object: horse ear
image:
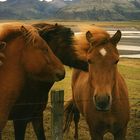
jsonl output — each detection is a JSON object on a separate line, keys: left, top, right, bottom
{"left": 20, "top": 26, "right": 29, "bottom": 35}
{"left": 86, "top": 31, "right": 94, "bottom": 43}
{"left": 110, "top": 30, "right": 121, "bottom": 45}
{"left": 0, "top": 41, "right": 6, "bottom": 50}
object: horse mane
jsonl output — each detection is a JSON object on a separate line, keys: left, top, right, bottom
{"left": 33, "top": 23, "right": 55, "bottom": 30}
{"left": 0, "top": 22, "right": 38, "bottom": 46}
{"left": 33, "top": 23, "right": 89, "bottom": 71}
{"left": 33, "top": 23, "right": 74, "bottom": 51}
{"left": 74, "top": 26, "right": 110, "bottom": 61}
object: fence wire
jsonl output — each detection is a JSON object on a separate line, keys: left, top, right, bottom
{"left": 1, "top": 97, "right": 140, "bottom": 140}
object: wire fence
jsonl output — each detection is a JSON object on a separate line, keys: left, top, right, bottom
{"left": 1, "top": 91, "right": 140, "bottom": 140}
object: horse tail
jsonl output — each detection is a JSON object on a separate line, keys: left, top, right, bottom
{"left": 63, "top": 98, "right": 80, "bottom": 133}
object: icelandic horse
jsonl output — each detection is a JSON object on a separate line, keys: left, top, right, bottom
{"left": 64, "top": 27, "right": 130, "bottom": 140}
{"left": 8, "top": 23, "right": 88, "bottom": 140}
{"left": 0, "top": 22, "right": 65, "bottom": 139}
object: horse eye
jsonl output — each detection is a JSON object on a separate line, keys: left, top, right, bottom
{"left": 0, "top": 42, "right": 6, "bottom": 50}
{"left": 114, "top": 59, "right": 119, "bottom": 64}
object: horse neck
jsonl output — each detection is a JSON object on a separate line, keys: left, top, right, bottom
{"left": 0, "top": 57, "right": 24, "bottom": 131}
{"left": 0, "top": 37, "right": 25, "bottom": 111}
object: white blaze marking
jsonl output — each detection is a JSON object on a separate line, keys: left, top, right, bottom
{"left": 99, "top": 48, "right": 107, "bottom": 56}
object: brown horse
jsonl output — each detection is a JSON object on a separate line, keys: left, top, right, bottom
{"left": 0, "top": 22, "right": 65, "bottom": 138}
{"left": 8, "top": 23, "right": 88, "bottom": 140}
{"left": 64, "top": 27, "right": 130, "bottom": 140}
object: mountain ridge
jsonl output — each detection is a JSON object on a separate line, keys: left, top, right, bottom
{"left": 0, "top": 0, "right": 140, "bottom": 20}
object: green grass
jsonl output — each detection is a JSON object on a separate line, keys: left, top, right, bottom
{"left": 0, "top": 20, "right": 140, "bottom": 29}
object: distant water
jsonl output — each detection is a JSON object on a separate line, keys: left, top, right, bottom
{"left": 75, "top": 30, "right": 140, "bottom": 58}
{"left": 120, "top": 54, "right": 140, "bottom": 58}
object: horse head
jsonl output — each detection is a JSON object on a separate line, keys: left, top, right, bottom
{"left": 0, "top": 23, "right": 65, "bottom": 82}
{"left": 86, "top": 29, "right": 121, "bottom": 111}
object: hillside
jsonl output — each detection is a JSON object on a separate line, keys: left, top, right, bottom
{"left": 57, "top": 0, "right": 140, "bottom": 20}
{"left": 0, "top": 0, "right": 140, "bottom": 20}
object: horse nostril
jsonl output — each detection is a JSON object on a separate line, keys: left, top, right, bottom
{"left": 55, "top": 70, "right": 65, "bottom": 81}
{"left": 94, "top": 95, "right": 110, "bottom": 111}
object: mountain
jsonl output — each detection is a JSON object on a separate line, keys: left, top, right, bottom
{"left": 56, "top": 0, "right": 140, "bottom": 20}
{"left": 0, "top": 0, "right": 140, "bottom": 20}
{"left": 0, "top": 0, "right": 65, "bottom": 19}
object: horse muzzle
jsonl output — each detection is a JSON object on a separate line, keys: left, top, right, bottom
{"left": 94, "top": 95, "right": 111, "bottom": 111}
{"left": 54, "top": 70, "right": 65, "bottom": 82}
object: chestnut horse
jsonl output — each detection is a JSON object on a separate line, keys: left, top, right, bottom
{"left": 64, "top": 27, "right": 130, "bottom": 140}
{"left": 8, "top": 23, "right": 88, "bottom": 140}
{"left": 0, "top": 23, "right": 65, "bottom": 139}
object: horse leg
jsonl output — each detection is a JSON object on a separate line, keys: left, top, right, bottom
{"left": 32, "top": 114, "right": 46, "bottom": 140}
{"left": 114, "top": 127, "right": 127, "bottom": 140}
{"left": 13, "top": 120, "right": 28, "bottom": 140}
{"left": 73, "top": 108, "right": 80, "bottom": 140}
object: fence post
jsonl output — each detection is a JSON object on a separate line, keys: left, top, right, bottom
{"left": 51, "top": 90, "right": 64, "bottom": 140}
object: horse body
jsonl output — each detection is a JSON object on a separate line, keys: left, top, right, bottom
{"left": 9, "top": 80, "right": 53, "bottom": 140}
{"left": 0, "top": 23, "right": 65, "bottom": 138}
{"left": 72, "top": 70, "right": 129, "bottom": 139}
{"left": 7, "top": 23, "right": 88, "bottom": 140}
{"left": 64, "top": 27, "right": 129, "bottom": 140}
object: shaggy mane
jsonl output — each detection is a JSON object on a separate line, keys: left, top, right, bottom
{"left": 0, "top": 22, "right": 39, "bottom": 45}
{"left": 74, "top": 26, "right": 110, "bottom": 61}
{"left": 33, "top": 22, "right": 74, "bottom": 52}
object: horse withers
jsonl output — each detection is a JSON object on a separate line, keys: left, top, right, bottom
{"left": 64, "top": 27, "right": 130, "bottom": 140}
{"left": 0, "top": 23, "right": 65, "bottom": 138}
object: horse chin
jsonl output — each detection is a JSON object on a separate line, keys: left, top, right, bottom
{"left": 54, "top": 77, "right": 63, "bottom": 82}
{"left": 95, "top": 106, "right": 110, "bottom": 112}
{"left": 28, "top": 74, "right": 64, "bottom": 83}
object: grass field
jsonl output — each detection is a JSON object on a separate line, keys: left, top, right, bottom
{"left": 2, "top": 58, "right": 140, "bottom": 140}
{"left": 0, "top": 20, "right": 140, "bottom": 29}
